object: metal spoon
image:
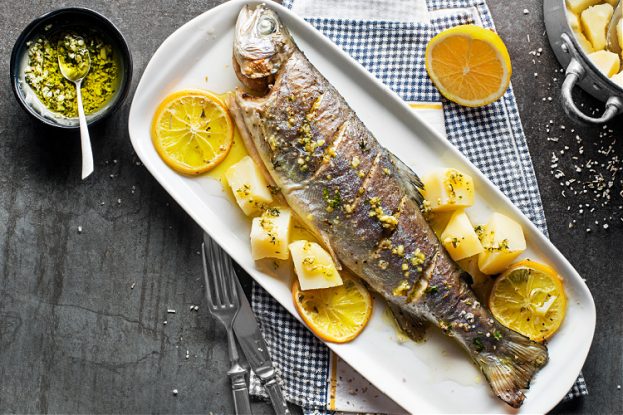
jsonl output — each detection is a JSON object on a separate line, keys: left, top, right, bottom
{"left": 606, "top": 0, "right": 622, "bottom": 56}
{"left": 58, "top": 33, "right": 94, "bottom": 179}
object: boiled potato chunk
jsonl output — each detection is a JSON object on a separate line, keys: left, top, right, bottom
{"left": 423, "top": 168, "right": 475, "bottom": 212}
{"left": 567, "top": 10, "right": 581, "bottom": 32}
{"left": 588, "top": 50, "right": 621, "bottom": 77}
{"left": 610, "top": 71, "right": 623, "bottom": 87}
{"left": 566, "top": 0, "right": 601, "bottom": 14}
{"left": 440, "top": 210, "right": 484, "bottom": 261}
{"left": 289, "top": 240, "right": 343, "bottom": 290}
{"left": 567, "top": 10, "right": 593, "bottom": 54}
{"left": 428, "top": 211, "right": 453, "bottom": 238}
{"left": 226, "top": 156, "right": 273, "bottom": 216}
{"left": 575, "top": 31, "right": 596, "bottom": 53}
{"left": 250, "top": 207, "right": 292, "bottom": 260}
{"left": 618, "top": 19, "right": 623, "bottom": 54}
{"left": 581, "top": 3, "right": 613, "bottom": 51}
{"left": 604, "top": 0, "right": 618, "bottom": 6}
{"left": 476, "top": 212, "right": 526, "bottom": 275}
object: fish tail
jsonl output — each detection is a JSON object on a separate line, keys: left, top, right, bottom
{"left": 477, "top": 329, "right": 548, "bottom": 408}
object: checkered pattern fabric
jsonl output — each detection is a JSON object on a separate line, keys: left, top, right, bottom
{"left": 248, "top": 283, "right": 330, "bottom": 409}
{"left": 249, "top": 0, "right": 587, "bottom": 411}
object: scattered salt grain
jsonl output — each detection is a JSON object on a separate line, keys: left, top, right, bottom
{"left": 77, "top": 226, "right": 82, "bottom": 234}
{"left": 523, "top": 9, "right": 529, "bottom": 14}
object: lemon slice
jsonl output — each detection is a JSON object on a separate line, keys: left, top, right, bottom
{"left": 425, "top": 24, "right": 512, "bottom": 107}
{"left": 151, "top": 90, "right": 233, "bottom": 175}
{"left": 292, "top": 274, "right": 373, "bottom": 343}
{"left": 489, "top": 259, "right": 567, "bottom": 342}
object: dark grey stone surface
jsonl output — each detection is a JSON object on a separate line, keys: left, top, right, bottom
{"left": 0, "top": 1, "right": 620, "bottom": 414}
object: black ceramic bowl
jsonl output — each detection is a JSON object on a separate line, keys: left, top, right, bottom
{"left": 10, "top": 7, "right": 132, "bottom": 129}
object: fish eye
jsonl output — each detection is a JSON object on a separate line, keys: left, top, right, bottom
{"left": 258, "top": 17, "right": 276, "bottom": 35}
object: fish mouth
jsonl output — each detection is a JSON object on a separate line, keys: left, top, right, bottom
{"left": 234, "top": 4, "right": 277, "bottom": 77}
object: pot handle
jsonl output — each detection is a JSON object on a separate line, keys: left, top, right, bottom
{"left": 559, "top": 32, "right": 623, "bottom": 124}
{"left": 561, "top": 58, "right": 623, "bottom": 124}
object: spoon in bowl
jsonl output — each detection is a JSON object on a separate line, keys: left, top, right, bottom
{"left": 606, "top": 0, "right": 622, "bottom": 56}
{"left": 58, "top": 33, "right": 94, "bottom": 179}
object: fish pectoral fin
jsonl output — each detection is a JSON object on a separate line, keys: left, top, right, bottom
{"left": 228, "top": 93, "right": 282, "bottom": 195}
{"left": 387, "top": 302, "right": 428, "bottom": 342}
{"left": 319, "top": 232, "right": 342, "bottom": 270}
{"left": 291, "top": 210, "right": 342, "bottom": 270}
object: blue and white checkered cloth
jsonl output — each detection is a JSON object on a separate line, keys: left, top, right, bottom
{"left": 248, "top": 0, "right": 588, "bottom": 411}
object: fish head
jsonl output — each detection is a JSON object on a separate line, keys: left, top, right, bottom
{"left": 233, "top": 4, "right": 294, "bottom": 94}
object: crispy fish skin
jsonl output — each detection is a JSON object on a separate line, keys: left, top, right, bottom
{"left": 229, "top": 4, "right": 548, "bottom": 408}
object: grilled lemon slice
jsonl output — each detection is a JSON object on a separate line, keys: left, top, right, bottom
{"left": 292, "top": 274, "right": 372, "bottom": 343}
{"left": 489, "top": 259, "right": 567, "bottom": 342}
{"left": 151, "top": 90, "right": 233, "bottom": 175}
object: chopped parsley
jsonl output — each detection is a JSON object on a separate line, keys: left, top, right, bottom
{"left": 265, "top": 207, "right": 281, "bottom": 217}
{"left": 322, "top": 187, "right": 342, "bottom": 211}
{"left": 473, "top": 337, "right": 485, "bottom": 352}
{"left": 424, "top": 285, "right": 438, "bottom": 295}
{"left": 450, "top": 237, "right": 461, "bottom": 248}
{"left": 267, "top": 184, "right": 281, "bottom": 195}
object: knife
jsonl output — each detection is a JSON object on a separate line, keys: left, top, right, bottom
{"left": 230, "top": 263, "right": 291, "bottom": 415}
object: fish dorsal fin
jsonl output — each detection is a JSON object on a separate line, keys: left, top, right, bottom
{"left": 318, "top": 231, "right": 341, "bottom": 270}
{"left": 387, "top": 152, "right": 425, "bottom": 206}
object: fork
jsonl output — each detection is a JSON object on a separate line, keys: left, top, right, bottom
{"left": 202, "top": 238, "right": 252, "bottom": 415}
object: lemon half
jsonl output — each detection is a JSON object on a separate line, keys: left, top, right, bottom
{"left": 425, "top": 25, "right": 512, "bottom": 107}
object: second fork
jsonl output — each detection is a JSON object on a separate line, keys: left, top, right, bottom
{"left": 202, "top": 238, "right": 252, "bottom": 415}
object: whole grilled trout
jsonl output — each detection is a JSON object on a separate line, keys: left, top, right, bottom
{"left": 228, "top": 4, "right": 548, "bottom": 408}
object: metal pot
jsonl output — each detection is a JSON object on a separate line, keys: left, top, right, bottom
{"left": 544, "top": 0, "right": 623, "bottom": 123}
